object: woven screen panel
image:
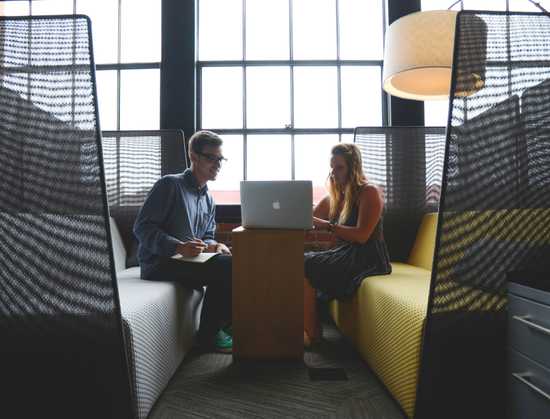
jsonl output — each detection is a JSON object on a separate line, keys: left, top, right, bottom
{"left": 433, "top": 11, "right": 550, "bottom": 315}
{"left": 103, "top": 133, "right": 162, "bottom": 208}
{"left": 417, "top": 12, "right": 550, "bottom": 418}
{"left": 354, "top": 127, "right": 446, "bottom": 262}
{"left": 0, "top": 16, "right": 134, "bottom": 418}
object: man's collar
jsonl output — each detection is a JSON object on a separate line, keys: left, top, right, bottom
{"left": 183, "top": 168, "right": 208, "bottom": 194}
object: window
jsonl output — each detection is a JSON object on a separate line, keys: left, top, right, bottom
{"left": 3, "top": 0, "right": 162, "bottom": 131}
{"left": 420, "top": 0, "right": 550, "bottom": 12}
{"left": 198, "top": 0, "right": 387, "bottom": 204}
{"left": 421, "top": 0, "right": 550, "bottom": 126}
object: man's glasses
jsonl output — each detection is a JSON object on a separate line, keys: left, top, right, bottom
{"left": 197, "top": 151, "right": 228, "bottom": 164}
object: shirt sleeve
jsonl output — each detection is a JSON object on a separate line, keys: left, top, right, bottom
{"left": 133, "top": 177, "right": 182, "bottom": 256}
{"left": 202, "top": 197, "right": 217, "bottom": 245}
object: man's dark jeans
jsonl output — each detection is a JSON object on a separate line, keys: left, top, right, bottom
{"left": 146, "top": 254, "right": 232, "bottom": 345}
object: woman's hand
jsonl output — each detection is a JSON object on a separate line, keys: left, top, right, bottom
{"left": 313, "top": 217, "right": 331, "bottom": 230}
{"left": 215, "top": 243, "right": 232, "bottom": 255}
{"left": 176, "top": 239, "right": 207, "bottom": 257}
{"left": 206, "top": 242, "right": 232, "bottom": 255}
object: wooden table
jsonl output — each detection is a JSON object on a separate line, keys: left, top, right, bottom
{"left": 232, "top": 227, "right": 304, "bottom": 360}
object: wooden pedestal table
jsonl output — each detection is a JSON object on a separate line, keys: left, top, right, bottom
{"left": 232, "top": 227, "right": 304, "bottom": 361}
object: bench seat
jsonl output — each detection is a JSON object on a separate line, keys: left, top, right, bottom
{"left": 110, "top": 219, "right": 203, "bottom": 419}
{"left": 330, "top": 213, "right": 437, "bottom": 418}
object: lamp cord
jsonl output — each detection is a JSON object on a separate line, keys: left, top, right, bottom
{"left": 446, "top": 0, "right": 548, "bottom": 13}
{"left": 447, "top": 0, "right": 463, "bottom": 10}
{"left": 529, "top": 0, "right": 550, "bottom": 14}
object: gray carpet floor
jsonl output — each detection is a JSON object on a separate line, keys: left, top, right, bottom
{"left": 149, "top": 324, "right": 406, "bottom": 419}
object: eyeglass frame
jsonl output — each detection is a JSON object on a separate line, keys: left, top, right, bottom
{"left": 195, "top": 151, "right": 228, "bottom": 164}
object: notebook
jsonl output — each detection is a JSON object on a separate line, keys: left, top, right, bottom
{"left": 171, "top": 252, "right": 219, "bottom": 263}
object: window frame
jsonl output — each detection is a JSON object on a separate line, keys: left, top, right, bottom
{"left": 196, "top": 0, "right": 389, "bottom": 201}
{"left": 12, "top": 0, "right": 163, "bottom": 131}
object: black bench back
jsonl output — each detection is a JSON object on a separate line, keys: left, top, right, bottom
{"left": 102, "top": 129, "right": 187, "bottom": 266}
{"left": 354, "top": 126, "right": 446, "bottom": 262}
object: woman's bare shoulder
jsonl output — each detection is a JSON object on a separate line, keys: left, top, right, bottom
{"left": 314, "top": 194, "right": 331, "bottom": 215}
{"left": 318, "top": 194, "right": 331, "bottom": 205}
{"left": 360, "top": 183, "right": 381, "bottom": 195}
{"left": 359, "top": 184, "right": 383, "bottom": 204}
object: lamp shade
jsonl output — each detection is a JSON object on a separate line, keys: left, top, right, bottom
{"left": 383, "top": 10, "right": 485, "bottom": 101}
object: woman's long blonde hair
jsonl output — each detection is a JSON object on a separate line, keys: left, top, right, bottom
{"left": 327, "top": 143, "right": 367, "bottom": 224}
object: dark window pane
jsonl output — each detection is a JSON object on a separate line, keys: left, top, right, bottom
{"left": 339, "top": 0, "right": 383, "bottom": 60}
{"left": 121, "top": 0, "right": 161, "bottom": 63}
{"left": 246, "top": 66, "right": 290, "bottom": 129}
{"left": 201, "top": 67, "right": 243, "bottom": 129}
{"left": 292, "top": 0, "right": 336, "bottom": 60}
{"left": 199, "top": 0, "right": 242, "bottom": 61}
{"left": 294, "top": 67, "right": 338, "bottom": 128}
{"left": 425, "top": 100, "right": 448, "bottom": 127}
{"left": 96, "top": 70, "right": 118, "bottom": 130}
{"left": 421, "top": 0, "right": 449, "bottom": 10}
{"left": 341, "top": 133, "right": 354, "bottom": 143}
{"left": 120, "top": 69, "right": 160, "bottom": 130}
{"left": 209, "top": 134, "right": 243, "bottom": 204}
{"left": 32, "top": 0, "right": 73, "bottom": 15}
{"left": 295, "top": 134, "right": 339, "bottom": 202}
{"left": 247, "top": 135, "right": 291, "bottom": 180}
{"left": 77, "top": 0, "right": 118, "bottom": 64}
{"left": 341, "top": 66, "right": 382, "bottom": 128}
{"left": 461, "top": 0, "right": 506, "bottom": 10}
{"left": 1, "top": 2, "right": 30, "bottom": 15}
{"left": 508, "top": 0, "right": 550, "bottom": 10}
{"left": 246, "top": 0, "right": 289, "bottom": 60}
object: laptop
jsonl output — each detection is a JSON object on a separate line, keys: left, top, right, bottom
{"left": 240, "top": 180, "right": 313, "bottom": 230}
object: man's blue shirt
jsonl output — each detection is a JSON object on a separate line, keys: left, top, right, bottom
{"left": 133, "top": 169, "right": 217, "bottom": 279}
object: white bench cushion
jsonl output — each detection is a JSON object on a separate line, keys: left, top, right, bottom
{"left": 109, "top": 216, "right": 127, "bottom": 273}
{"left": 109, "top": 217, "right": 204, "bottom": 419}
{"left": 117, "top": 273, "right": 203, "bottom": 419}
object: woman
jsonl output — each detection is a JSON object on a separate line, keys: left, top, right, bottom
{"left": 304, "top": 143, "right": 391, "bottom": 346}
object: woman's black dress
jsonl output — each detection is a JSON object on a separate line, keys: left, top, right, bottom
{"left": 305, "top": 205, "right": 392, "bottom": 301}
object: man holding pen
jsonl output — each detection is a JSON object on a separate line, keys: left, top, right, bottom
{"left": 134, "top": 130, "right": 233, "bottom": 353}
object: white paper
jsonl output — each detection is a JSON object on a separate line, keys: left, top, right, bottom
{"left": 171, "top": 252, "right": 219, "bottom": 263}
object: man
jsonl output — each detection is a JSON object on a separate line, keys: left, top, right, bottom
{"left": 134, "top": 130, "right": 233, "bottom": 353}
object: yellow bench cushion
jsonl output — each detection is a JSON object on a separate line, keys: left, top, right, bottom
{"left": 408, "top": 212, "right": 438, "bottom": 270}
{"left": 329, "top": 212, "right": 438, "bottom": 417}
{"left": 330, "top": 262, "right": 431, "bottom": 418}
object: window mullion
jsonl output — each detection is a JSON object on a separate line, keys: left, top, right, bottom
{"left": 243, "top": 0, "right": 247, "bottom": 181}
{"left": 336, "top": 0, "right": 342, "bottom": 141}
{"left": 382, "top": 0, "right": 389, "bottom": 126}
{"left": 289, "top": 0, "right": 295, "bottom": 179}
{"left": 117, "top": 0, "right": 122, "bottom": 131}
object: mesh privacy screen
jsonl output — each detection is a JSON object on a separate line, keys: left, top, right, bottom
{"left": 0, "top": 16, "right": 134, "bottom": 418}
{"left": 417, "top": 11, "right": 550, "bottom": 418}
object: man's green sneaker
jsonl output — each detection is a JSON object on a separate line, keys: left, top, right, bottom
{"left": 222, "top": 324, "right": 233, "bottom": 337}
{"left": 214, "top": 328, "right": 233, "bottom": 353}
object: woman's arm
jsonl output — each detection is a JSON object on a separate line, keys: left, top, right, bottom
{"left": 332, "top": 185, "right": 383, "bottom": 244}
{"left": 313, "top": 195, "right": 331, "bottom": 229}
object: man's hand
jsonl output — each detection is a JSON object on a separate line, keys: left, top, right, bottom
{"left": 176, "top": 239, "right": 207, "bottom": 257}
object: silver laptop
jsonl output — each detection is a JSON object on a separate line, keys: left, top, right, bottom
{"left": 240, "top": 180, "right": 313, "bottom": 230}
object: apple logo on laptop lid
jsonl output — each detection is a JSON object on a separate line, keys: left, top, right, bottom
{"left": 272, "top": 201, "right": 281, "bottom": 210}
